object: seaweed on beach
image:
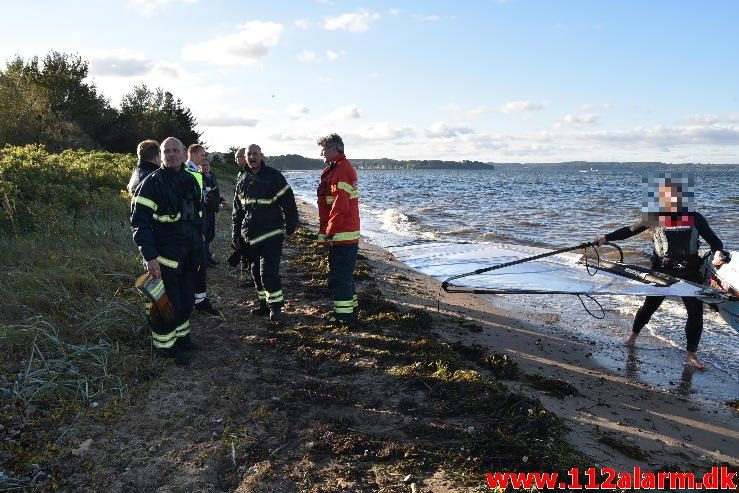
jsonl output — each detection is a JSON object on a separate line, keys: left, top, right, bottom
{"left": 597, "top": 433, "right": 650, "bottom": 461}
{"left": 524, "top": 373, "right": 579, "bottom": 398}
{"left": 484, "top": 352, "right": 520, "bottom": 380}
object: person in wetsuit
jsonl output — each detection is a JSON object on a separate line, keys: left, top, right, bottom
{"left": 595, "top": 180, "right": 730, "bottom": 369}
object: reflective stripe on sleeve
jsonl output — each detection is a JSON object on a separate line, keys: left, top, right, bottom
{"left": 134, "top": 196, "right": 158, "bottom": 211}
{"left": 336, "top": 181, "right": 359, "bottom": 199}
{"left": 331, "top": 230, "right": 360, "bottom": 242}
{"left": 156, "top": 256, "right": 179, "bottom": 269}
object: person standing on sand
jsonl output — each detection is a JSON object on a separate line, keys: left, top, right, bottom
{"left": 316, "top": 133, "right": 361, "bottom": 328}
{"left": 595, "top": 174, "right": 730, "bottom": 370}
{"left": 232, "top": 144, "right": 298, "bottom": 323}
{"left": 130, "top": 137, "right": 204, "bottom": 365}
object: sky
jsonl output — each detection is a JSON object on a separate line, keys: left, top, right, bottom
{"left": 4, "top": 0, "right": 739, "bottom": 163}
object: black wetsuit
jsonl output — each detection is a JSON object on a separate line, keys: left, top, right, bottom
{"left": 604, "top": 212, "right": 725, "bottom": 352}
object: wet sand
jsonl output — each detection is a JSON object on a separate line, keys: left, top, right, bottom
{"left": 307, "top": 197, "right": 739, "bottom": 471}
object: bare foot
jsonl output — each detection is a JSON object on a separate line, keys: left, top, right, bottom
{"left": 685, "top": 352, "right": 706, "bottom": 370}
{"left": 625, "top": 332, "right": 638, "bottom": 347}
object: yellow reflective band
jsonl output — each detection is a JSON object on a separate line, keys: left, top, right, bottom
{"left": 242, "top": 185, "right": 292, "bottom": 206}
{"left": 135, "top": 196, "right": 158, "bottom": 211}
{"left": 325, "top": 196, "right": 335, "bottom": 205}
{"left": 152, "top": 329, "right": 177, "bottom": 348}
{"left": 175, "top": 320, "right": 190, "bottom": 337}
{"left": 156, "top": 256, "right": 179, "bottom": 269}
{"left": 317, "top": 234, "right": 326, "bottom": 243}
{"left": 334, "top": 307, "right": 354, "bottom": 314}
{"left": 266, "top": 290, "right": 284, "bottom": 303}
{"left": 334, "top": 300, "right": 354, "bottom": 307}
{"left": 247, "top": 228, "right": 285, "bottom": 245}
{"left": 257, "top": 290, "right": 267, "bottom": 300}
{"left": 337, "top": 181, "right": 359, "bottom": 199}
{"left": 353, "top": 295, "right": 358, "bottom": 308}
{"left": 152, "top": 212, "right": 181, "bottom": 223}
{"left": 331, "top": 231, "right": 360, "bottom": 242}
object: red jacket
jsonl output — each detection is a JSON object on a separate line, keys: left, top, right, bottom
{"left": 317, "top": 154, "right": 360, "bottom": 245}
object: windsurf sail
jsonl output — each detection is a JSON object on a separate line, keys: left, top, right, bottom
{"left": 388, "top": 241, "right": 738, "bottom": 332}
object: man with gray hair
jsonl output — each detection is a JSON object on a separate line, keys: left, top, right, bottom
{"left": 316, "top": 133, "right": 361, "bottom": 327}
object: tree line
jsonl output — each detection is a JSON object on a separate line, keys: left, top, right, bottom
{"left": 0, "top": 51, "right": 201, "bottom": 153}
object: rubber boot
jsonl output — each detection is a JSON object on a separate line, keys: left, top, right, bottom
{"left": 156, "top": 345, "right": 191, "bottom": 366}
{"left": 250, "top": 301, "right": 269, "bottom": 316}
{"left": 269, "top": 306, "right": 283, "bottom": 323}
{"left": 177, "top": 334, "right": 201, "bottom": 352}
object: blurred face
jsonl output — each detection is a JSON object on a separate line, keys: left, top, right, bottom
{"left": 235, "top": 152, "right": 247, "bottom": 168}
{"left": 199, "top": 160, "right": 211, "bottom": 174}
{"left": 321, "top": 145, "right": 339, "bottom": 164}
{"left": 658, "top": 184, "right": 681, "bottom": 214}
{"left": 189, "top": 148, "right": 206, "bottom": 166}
{"left": 161, "top": 138, "right": 185, "bottom": 170}
{"left": 246, "top": 145, "right": 263, "bottom": 172}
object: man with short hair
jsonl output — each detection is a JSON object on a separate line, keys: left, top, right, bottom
{"left": 232, "top": 144, "right": 298, "bottom": 323}
{"left": 316, "top": 133, "right": 360, "bottom": 327}
{"left": 185, "top": 143, "right": 221, "bottom": 316}
{"left": 130, "top": 137, "right": 204, "bottom": 365}
{"left": 186, "top": 143, "right": 206, "bottom": 172}
{"left": 127, "top": 140, "right": 160, "bottom": 194}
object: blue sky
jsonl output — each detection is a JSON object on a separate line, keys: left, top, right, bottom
{"left": 4, "top": 0, "right": 739, "bottom": 162}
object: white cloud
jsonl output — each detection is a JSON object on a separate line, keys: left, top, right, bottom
{"left": 324, "top": 10, "right": 380, "bottom": 32}
{"left": 293, "top": 18, "right": 310, "bottom": 29}
{"left": 388, "top": 8, "right": 400, "bottom": 16}
{"left": 417, "top": 14, "right": 440, "bottom": 21}
{"left": 325, "top": 49, "right": 340, "bottom": 61}
{"left": 126, "top": 0, "right": 197, "bottom": 16}
{"left": 329, "top": 104, "right": 363, "bottom": 119}
{"left": 182, "top": 21, "right": 284, "bottom": 66}
{"left": 353, "top": 122, "right": 416, "bottom": 141}
{"left": 579, "top": 103, "right": 612, "bottom": 111}
{"left": 286, "top": 103, "right": 310, "bottom": 119}
{"left": 370, "top": 72, "right": 381, "bottom": 78}
{"left": 199, "top": 114, "right": 258, "bottom": 127}
{"left": 499, "top": 100, "right": 547, "bottom": 114}
{"left": 425, "top": 121, "right": 474, "bottom": 138}
{"left": 468, "top": 105, "right": 494, "bottom": 116}
{"left": 560, "top": 113, "right": 599, "bottom": 126}
{"left": 298, "top": 50, "right": 317, "bottom": 63}
{"left": 88, "top": 50, "right": 154, "bottom": 77}
{"left": 584, "top": 124, "right": 739, "bottom": 147}
{"left": 270, "top": 131, "right": 316, "bottom": 142}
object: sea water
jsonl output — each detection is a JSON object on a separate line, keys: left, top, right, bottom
{"left": 286, "top": 164, "right": 739, "bottom": 392}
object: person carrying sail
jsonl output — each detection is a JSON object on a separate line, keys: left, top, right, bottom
{"left": 595, "top": 173, "right": 730, "bottom": 369}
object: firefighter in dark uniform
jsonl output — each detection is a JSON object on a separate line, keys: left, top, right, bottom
{"left": 232, "top": 144, "right": 298, "bottom": 322}
{"left": 126, "top": 139, "right": 161, "bottom": 194}
{"left": 131, "top": 137, "right": 204, "bottom": 365}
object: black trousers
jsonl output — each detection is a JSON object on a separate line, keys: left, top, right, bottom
{"left": 632, "top": 261, "right": 704, "bottom": 352}
{"left": 204, "top": 212, "right": 216, "bottom": 259}
{"left": 247, "top": 235, "right": 284, "bottom": 308}
{"left": 150, "top": 245, "right": 199, "bottom": 348}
